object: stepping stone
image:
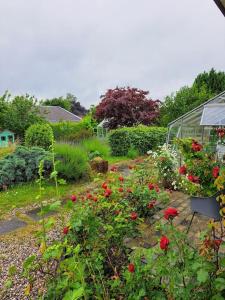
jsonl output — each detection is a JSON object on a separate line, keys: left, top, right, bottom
{"left": 26, "top": 207, "right": 56, "bottom": 221}
{"left": 0, "top": 218, "right": 27, "bottom": 235}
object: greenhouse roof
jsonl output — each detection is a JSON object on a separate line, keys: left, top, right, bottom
{"left": 200, "top": 104, "right": 225, "bottom": 125}
{"left": 168, "top": 90, "right": 225, "bottom": 127}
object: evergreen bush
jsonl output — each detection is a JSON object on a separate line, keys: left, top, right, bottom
{"left": 25, "top": 123, "right": 54, "bottom": 150}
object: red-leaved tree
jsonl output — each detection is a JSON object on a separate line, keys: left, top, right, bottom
{"left": 95, "top": 87, "right": 160, "bottom": 129}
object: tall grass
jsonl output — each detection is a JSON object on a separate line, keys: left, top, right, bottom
{"left": 55, "top": 144, "right": 90, "bottom": 181}
{"left": 80, "top": 138, "right": 110, "bottom": 159}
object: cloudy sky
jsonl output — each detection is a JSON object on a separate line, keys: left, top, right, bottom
{"left": 0, "top": 0, "right": 225, "bottom": 108}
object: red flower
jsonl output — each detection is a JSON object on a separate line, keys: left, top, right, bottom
{"left": 160, "top": 236, "right": 169, "bottom": 250}
{"left": 128, "top": 165, "right": 133, "bottom": 170}
{"left": 187, "top": 174, "right": 200, "bottom": 184}
{"left": 104, "top": 188, "right": 112, "bottom": 198}
{"left": 130, "top": 212, "right": 138, "bottom": 220}
{"left": 191, "top": 140, "right": 203, "bottom": 152}
{"left": 164, "top": 207, "right": 178, "bottom": 220}
{"left": 118, "top": 187, "right": 124, "bottom": 192}
{"left": 114, "top": 210, "right": 120, "bottom": 215}
{"left": 127, "top": 188, "right": 132, "bottom": 193}
{"left": 148, "top": 183, "right": 160, "bottom": 192}
{"left": 212, "top": 166, "right": 220, "bottom": 178}
{"left": 179, "top": 165, "right": 187, "bottom": 175}
{"left": 102, "top": 182, "right": 108, "bottom": 189}
{"left": 214, "top": 239, "right": 222, "bottom": 249}
{"left": 63, "top": 226, "right": 69, "bottom": 235}
{"left": 86, "top": 193, "right": 93, "bottom": 200}
{"left": 148, "top": 183, "right": 155, "bottom": 190}
{"left": 128, "top": 263, "right": 135, "bottom": 273}
{"left": 110, "top": 166, "right": 117, "bottom": 172}
{"left": 119, "top": 176, "right": 124, "bottom": 182}
{"left": 70, "top": 194, "right": 77, "bottom": 202}
{"left": 93, "top": 196, "right": 98, "bottom": 202}
{"left": 147, "top": 200, "right": 156, "bottom": 209}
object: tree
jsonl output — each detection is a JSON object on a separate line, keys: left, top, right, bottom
{"left": 41, "top": 93, "right": 88, "bottom": 116}
{"left": 67, "top": 93, "right": 88, "bottom": 116}
{"left": 41, "top": 96, "right": 72, "bottom": 111}
{"left": 194, "top": 68, "right": 225, "bottom": 95}
{"left": 159, "top": 68, "right": 225, "bottom": 126}
{"left": 95, "top": 87, "right": 160, "bottom": 129}
{"left": 0, "top": 92, "right": 45, "bottom": 139}
{"left": 159, "top": 85, "right": 213, "bottom": 126}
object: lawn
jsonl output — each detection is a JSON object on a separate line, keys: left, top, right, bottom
{"left": 0, "top": 182, "right": 75, "bottom": 218}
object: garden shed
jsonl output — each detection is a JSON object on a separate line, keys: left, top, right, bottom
{"left": 0, "top": 129, "right": 15, "bottom": 147}
{"left": 167, "top": 90, "right": 225, "bottom": 145}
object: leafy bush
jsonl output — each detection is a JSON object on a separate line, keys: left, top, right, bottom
{"left": 51, "top": 120, "right": 94, "bottom": 142}
{"left": 80, "top": 137, "right": 110, "bottom": 160}
{"left": 0, "top": 144, "right": 16, "bottom": 159}
{"left": 0, "top": 146, "right": 51, "bottom": 190}
{"left": 109, "top": 125, "right": 167, "bottom": 156}
{"left": 55, "top": 144, "right": 90, "bottom": 181}
{"left": 25, "top": 123, "right": 54, "bottom": 150}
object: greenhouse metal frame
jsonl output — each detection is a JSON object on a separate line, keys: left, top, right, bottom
{"left": 167, "top": 90, "right": 225, "bottom": 145}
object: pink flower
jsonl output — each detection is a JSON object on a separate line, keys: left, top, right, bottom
{"left": 63, "top": 226, "right": 69, "bottom": 235}
{"left": 70, "top": 194, "right": 77, "bottom": 202}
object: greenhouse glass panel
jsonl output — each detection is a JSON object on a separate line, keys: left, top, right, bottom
{"left": 200, "top": 104, "right": 225, "bottom": 125}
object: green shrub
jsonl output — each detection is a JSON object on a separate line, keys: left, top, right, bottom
{"left": 55, "top": 144, "right": 90, "bottom": 181}
{"left": 25, "top": 123, "right": 54, "bottom": 150}
{"left": 80, "top": 137, "right": 110, "bottom": 160}
{"left": 109, "top": 125, "right": 167, "bottom": 156}
{"left": 0, "top": 146, "right": 51, "bottom": 190}
{"left": 51, "top": 120, "right": 94, "bottom": 142}
{"left": 127, "top": 147, "right": 139, "bottom": 159}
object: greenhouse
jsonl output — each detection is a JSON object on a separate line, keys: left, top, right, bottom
{"left": 167, "top": 90, "right": 225, "bottom": 145}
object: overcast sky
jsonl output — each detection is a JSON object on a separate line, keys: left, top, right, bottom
{"left": 0, "top": 0, "right": 224, "bottom": 108}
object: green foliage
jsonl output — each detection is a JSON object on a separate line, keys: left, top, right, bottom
{"left": 0, "top": 146, "right": 52, "bottom": 190}
{"left": 160, "top": 85, "right": 214, "bottom": 126}
{"left": 41, "top": 96, "right": 72, "bottom": 111}
{"left": 194, "top": 68, "right": 225, "bottom": 95}
{"left": 109, "top": 125, "right": 167, "bottom": 156}
{"left": 80, "top": 137, "right": 110, "bottom": 159}
{"left": 25, "top": 123, "right": 54, "bottom": 150}
{"left": 0, "top": 92, "right": 45, "bottom": 139}
{"left": 55, "top": 144, "right": 90, "bottom": 181}
{"left": 50, "top": 119, "right": 94, "bottom": 143}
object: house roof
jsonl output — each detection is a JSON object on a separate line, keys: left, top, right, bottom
{"left": 168, "top": 90, "right": 225, "bottom": 127}
{"left": 0, "top": 129, "right": 14, "bottom": 135}
{"left": 39, "top": 106, "right": 82, "bottom": 123}
{"left": 214, "top": 0, "right": 225, "bottom": 16}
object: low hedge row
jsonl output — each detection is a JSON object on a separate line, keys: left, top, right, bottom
{"left": 108, "top": 125, "right": 167, "bottom": 156}
{"left": 50, "top": 116, "right": 95, "bottom": 142}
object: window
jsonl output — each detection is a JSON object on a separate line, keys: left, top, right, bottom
{"left": 1, "top": 136, "right": 6, "bottom": 141}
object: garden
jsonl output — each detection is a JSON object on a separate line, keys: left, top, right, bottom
{"left": 0, "top": 85, "right": 225, "bottom": 299}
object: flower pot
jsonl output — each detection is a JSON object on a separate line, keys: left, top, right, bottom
{"left": 190, "top": 195, "right": 221, "bottom": 220}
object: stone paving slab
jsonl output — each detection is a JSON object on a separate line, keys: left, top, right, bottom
{"left": 25, "top": 207, "right": 56, "bottom": 221}
{"left": 0, "top": 218, "right": 27, "bottom": 235}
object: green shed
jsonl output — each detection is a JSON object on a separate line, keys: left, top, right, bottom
{"left": 0, "top": 129, "right": 15, "bottom": 147}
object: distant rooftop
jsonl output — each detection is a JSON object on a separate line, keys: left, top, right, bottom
{"left": 39, "top": 106, "right": 82, "bottom": 123}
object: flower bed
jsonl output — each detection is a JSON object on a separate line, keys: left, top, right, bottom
{"left": 21, "top": 157, "right": 225, "bottom": 299}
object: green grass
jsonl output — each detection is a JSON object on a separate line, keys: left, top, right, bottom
{"left": 0, "top": 182, "right": 74, "bottom": 218}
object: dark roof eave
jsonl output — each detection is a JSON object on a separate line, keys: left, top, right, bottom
{"left": 214, "top": 0, "right": 225, "bottom": 16}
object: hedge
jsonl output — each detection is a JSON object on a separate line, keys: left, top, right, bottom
{"left": 50, "top": 121, "right": 94, "bottom": 142}
{"left": 108, "top": 125, "right": 167, "bottom": 156}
